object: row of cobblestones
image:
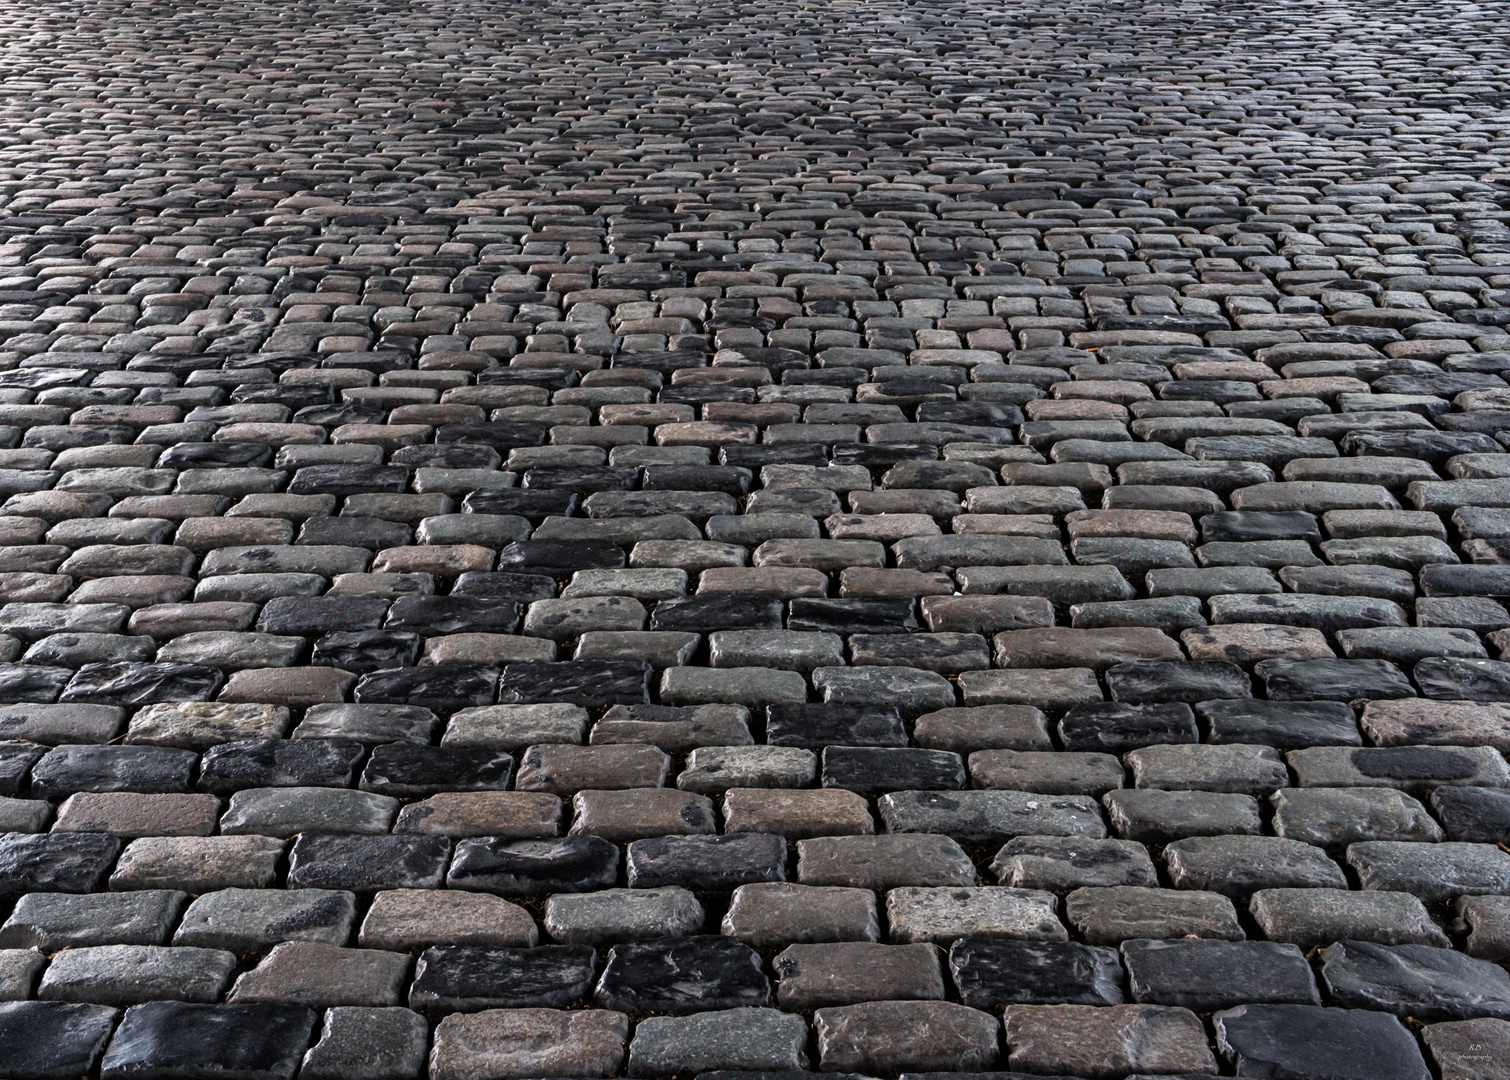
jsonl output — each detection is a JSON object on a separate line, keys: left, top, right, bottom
{"left": 0, "top": 0, "right": 1508, "bottom": 1078}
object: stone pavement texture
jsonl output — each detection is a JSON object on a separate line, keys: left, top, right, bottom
{"left": 0, "top": 0, "right": 1506, "bottom": 1076}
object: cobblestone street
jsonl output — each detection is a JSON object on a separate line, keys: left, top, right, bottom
{"left": 0, "top": 0, "right": 1507, "bottom": 1076}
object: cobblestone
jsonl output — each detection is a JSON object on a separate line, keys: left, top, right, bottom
{"left": 0, "top": 0, "right": 1503, "bottom": 1073}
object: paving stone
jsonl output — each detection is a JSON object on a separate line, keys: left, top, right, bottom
{"left": 545, "top": 887, "right": 702, "bottom": 945}
{"left": 230, "top": 941, "right": 411, "bottom": 1008}
{"left": 1423, "top": 1018, "right": 1510, "bottom": 1080}
{"left": 1066, "top": 886, "right": 1245, "bottom": 945}
{"left": 38, "top": 944, "right": 236, "bottom": 1006}
{"left": 54, "top": 792, "right": 219, "bottom": 838}
{"left": 1348, "top": 841, "right": 1510, "bottom": 901}
{"left": 445, "top": 703, "right": 588, "bottom": 751}
{"left": 1320, "top": 940, "right": 1510, "bottom": 1021}
{"left": 30, "top": 744, "right": 198, "bottom": 800}
{"left": 1104, "top": 788, "right": 1261, "bottom": 843}
{"left": 0, "top": 890, "right": 184, "bottom": 950}
{"left": 775, "top": 942, "right": 945, "bottom": 1009}
{"left": 499, "top": 660, "right": 653, "bottom": 708}
{"left": 596, "top": 936, "right": 768, "bottom": 1013}
{"left": 1338, "top": 628, "right": 1486, "bottom": 667}
{"left": 950, "top": 938, "right": 1122, "bottom": 1007}
{"left": 360, "top": 744, "right": 513, "bottom": 798}
{"left": 660, "top": 666, "right": 809, "bottom": 708}
{"left": 721, "top": 883, "right": 879, "bottom": 948}
{"left": 1182, "top": 623, "right": 1336, "bottom": 665}
{"left": 994, "top": 627, "right": 1181, "bottom": 671}
{"left": 812, "top": 666, "right": 956, "bottom": 713}
{"left": 1003, "top": 1004, "right": 1216, "bottom": 1078}
{"left": 969, "top": 748, "right": 1120, "bottom": 795}
{"left": 823, "top": 746, "right": 964, "bottom": 795}
{"left": 958, "top": 668, "right": 1104, "bottom": 712}
{"left": 395, "top": 792, "right": 559, "bottom": 837}
{"left": 300, "top": 1007, "right": 429, "bottom": 1080}
{"left": 1072, "top": 596, "right": 1207, "bottom": 633}
{"left": 1274, "top": 787, "right": 1444, "bottom": 846}
{"left": 677, "top": 746, "right": 818, "bottom": 793}
{"left": 592, "top": 703, "right": 751, "bottom": 752}
{"left": 571, "top": 788, "right": 714, "bottom": 842}
{"left": 1460, "top": 894, "right": 1510, "bottom": 964}
{"left": 723, "top": 788, "right": 873, "bottom": 839}
{"left": 1363, "top": 699, "right": 1510, "bottom": 753}
{"left": 198, "top": 738, "right": 364, "bottom": 796}
{"left": 1125, "top": 743, "right": 1289, "bottom": 795}
{"left": 360, "top": 889, "right": 538, "bottom": 950}
{"left": 765, "top": 703, "right": 906, "bottom": 748}
{"left": 0, "top": 702, "right": 123, "bottom": 744}
{"left": 992, "top": 836, "right": 1157, "bottom": 890}
{"left": 0, "top": 796, "right": 47, "bottom": 833}
{"left": 220, "top": 787, "right": 397, "bottom": 838}
{"left": 516, "top": 744, "right": 671, "bottom": 796}
{"left": 880, "top": 789, "right": 1104, "bottom": 845}
{"left": 886, "top": 887, "right": 1065, "bottom": 945}
{"left": 0, "top": 1000, "right": 118, "bottom": 1079}
{"left": 409, "top": 944, "right": 593, "bottom": 1014}
{"left": 626, "top": 833, "right": 787, "bottom": 890}
{"left": 906, "top": 706, "right": 1050, "bottom": 755}
{"left": 286, "top": 834, "right": 450, "bottom": 892}
{"left": 1288, "top": 745, "right": 1510, "bottom": 794}
{"left": 797, "top": 835, "right": 976, "bottom": 890}
{"left": 292, "top": 703, "right": 437, "bottom": 746}
{"left": 1214, "top": 1004, "right": 1431, "bottom": 1080}
{"left": 352, "top": 664, "right": 495, "bottom": 713}
{"left": 1059, "top": 702, "right": 1199, "bottom": 753}
{"left": 1169, "top": 835, "right": 1324, "bottom": 903}
{"left": 1419, "top": 597, "right": 1510, "bottom": 634}
{"left": 1433, "top": 786, "right": 1510, "bottom": 843}
{"left": 710, "top": 629, "right": 843, "bottom": 672}
{"left": 447, "top": 836, "right": 619, "bottom": 896}
{"left": 1123, "top": 938, "right": 1319, "bottom": 1011}
{"left": 627, "top": 1008, "right": 808, "bottom": 1077}
{"left": 105, "top": 834, "right": 280, "bottom": 893}
{"left": 0, "top": 948, "right": 43, "bottom": 1000}
{"left": 428, "top": 1009, "right": 627, "bottom": 1080}
{"left": 1106, "top": 660, "right": 1249, "bottom": 704}
{"left": 814, "top": 1001, "right": 1001, "bottom": 1074}
{"left": 0, "top": 832, "right": 119, "bottom": 894}
{"left": 1256, "top": 657, "right": 1416, "bottom": 702}
{"left": 1250, "top": 888, "right": 1451, "bottom": 949}
{"left": 173, "top": 888, "right": 356, "bottom": 952}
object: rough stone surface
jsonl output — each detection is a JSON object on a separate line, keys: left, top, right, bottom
{"left": 1319, "top": 940, "right": 1510, "bottom": 1021}
{"left": 99, "top": 1001, "right": 317, "bottom": 1080}
{"left": 1215, "top": 1004, "right": 1431, "bottom": 1080}
{"left": 172, "top": 888, "right": 356, "bottom": 952}
{"left": 1251, "top": 888, "right": 1452, "bottom": 950}
{"left": 39, "top": 944, "right": 236, "bottom": 1007}
{"left": 300, "top": 1008, "right": 429, "bottom": 1080}
{"left": 0, "top": 1, "right": 1506, "bottom": 1066}
{"left": 1122, "top": 939, "right": 1320, "bottom": 1012}
{"left": 229, "top": 942, "right": 412, "bottom": 1008}
{"left": 0, "top": 1001, "right": 119, "bottom": 1080}
{"left": 722, "top": 883, "right": 879, "bottom": 949}
{"left": 1003, "top": 1004, "right": 1218, "bottom": 1078}
{"left": 775, "top": 942, "right": 946, "bottom": 1009}
{"left": 814, "top": 1001, "right": 1000, "bottom": 1074}
{"left": 1424, "top": 1018, "right": 1510, "bottom": 1080}
{"left": 429, "top": 1008, "right": 628, "bottom": 1080}
{"left": 627, "top": 1008, "right": 808, "bottom": 1077}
